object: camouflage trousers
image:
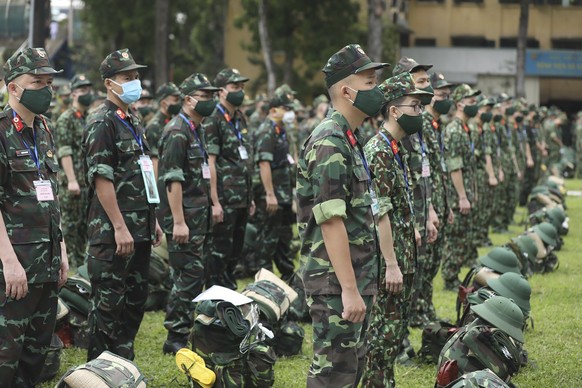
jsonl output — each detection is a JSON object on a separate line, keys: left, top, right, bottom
{"left": 251, "top": 201, "right": 295, "bottom": 279}
{"left": 362, "top": 274, "right": 414, "bottom": 388}
{"left": 519, "top": 159, "right": 539, "bottom": 206}
{"left": 475, "top": 169, "right": 493, "bottom": 244}
{"left": 86, "top": 241, "right": 151, "bottom": 361}
{"left": 60, "top": 188, "right": 89, "bottom": 269}
{"left": 441, "top": 209, "right": 477, "bottom": 284}
{"left": 0, "top": 282, "right": 58, "bottom": 388}
{"left": 206, "top": 207, "right": 248, "bottom": 289}
{"left": 164, "top": 234, "right": 207, "bottom": 341}
{"left": 306, "top": 294, "right": 374, "bottom": 388}
{"left": 503, "top": 172, "right": 520, "bottom": 227}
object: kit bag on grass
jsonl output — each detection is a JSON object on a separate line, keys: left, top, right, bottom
{"left": 243, "top": 269, "right": 298, "bottom": 325}
{"left": 418, "top": 321, "right": 459, "bottom": 364}
{"left": 59, "top": 264, "right": 92, "bottom": 316}
{"left": 274, "top": 320, "right": 304, "bottom": 357}
{"left": 56, "top": 351, "right": 146, "bottom": 388}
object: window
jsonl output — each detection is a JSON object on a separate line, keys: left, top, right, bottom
{"left": 552, "top": 38, "right": 582, "bottom": 50}
{"left": 415, "top": 37, "right": 437, "bottom": 46}
{"left": 451, "top": 35, "right": 495, "bottom": 47}
{"left": 499, "top": 37, "right": 540, "bottom": 48}
{"left": 454, "top": 0, "right": 484, "bottom": 4}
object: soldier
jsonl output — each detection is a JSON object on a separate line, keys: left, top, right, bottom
{"left": 0, "top": 47, "right": 69, "bottom": 387}
{"left": 205, "top": 68, "right": 254, "bottom": 290}
{"left": 391, "top": 57, "right": 439, "bottom": 327}
{"left": 251, "top": 91, "right": 296, "bottom": 280}
{"left": 297, "top": 43, "right": 387, "bottom": 387}
{"left": 157, "top": 73, "right": 218, "bottom": 354}
{"left": 84, "top": 48, "right": 163, "bottom": 361}
{"left": 55, "top": 74, "right": 93, "bottom": 270}
{"left": 146, "top": 82, "right": 182, "bottom": 178}
{"left": 133, "top": 88, "right": 155, "bottom": 123}
{"left": 50, "top": 83, "right": 71, "bottom": 121}
{"left": 363, "top": 72, "right": 432, "bottom": 387}
{"left": 423, "top": 71, "right": 456, "bottom": 320}
{"left": 441, "top": 84, "right": 481, "bottom": 290}
{"left": 298, "top": 94, "right": 329, "bottom": 150}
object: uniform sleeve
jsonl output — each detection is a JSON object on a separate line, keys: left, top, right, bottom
{"left": 366, "top": 146, "right": 394, "bottom": 218}
{"left": 0, "top": 138, "right": 8, "bottom": 204}
{"left": 145, "top": 121, "right": 162, "bottom": 158}
{"left": 160, "top": 129, "right": 188, "bottom": 184}
{"left": 85, "top": 119, "right": 116, "bottom": 185}
{"left": 56, "top": 113, "right": 74, "bottom": 159}
{"left": 445, "top": 125, "right": 464, "bottom": 172}
{"left": 204, "top": 117, "right": 222, "bottom": 156}
{"left": 308, "top": 135, "right": 349, "bottom": 225}
{"left": 254, "top": 124, "right": 275, "bottom": 163}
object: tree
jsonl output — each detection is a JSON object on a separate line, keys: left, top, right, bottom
{"left": 515, "top": 0, "right": 530, "bottom": 98}
{"left": 258, "top": 0, "right": 276, "bottom": 96}
{"left": 32, "top": 0, "right": 51, "bottom": 47}
{"left": 154, "top": 0, "right": 170, "bottom": 87}
{"left": 367, "top": 0, "right": 386, "bottom": 62}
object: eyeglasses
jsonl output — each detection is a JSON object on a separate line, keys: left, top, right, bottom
{"left": 395, "top": 103, "right": 424, "bottom": 113}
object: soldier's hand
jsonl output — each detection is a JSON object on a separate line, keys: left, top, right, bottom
{"left": 498, "top": 169, "right": 505, "bottom": 183}
{"left": 488, "top": 175, "right": 498, "bottom": 187}
{"left": 58, "top": 242, "right": 69, "bottom": 288}
{"left": 526, "top": 157, "right": 534, "bottom": 168}
{"left": 448, "top": 209, "right": 454, "bottom": 225}
{"left": 385, "top": 263, "right": 403, "bottom": 294}
{"left": 428, "top": 207, "right": 440, "bottom": 230}
{"left": 250, "top": 200, "right": 257, "bottom": 217}
{"left": 459, "top": 197, "right": 471, "bottom": 215}
{"left": 173, "top": 222, "right": 189, "bottom": 244}
{"left": 427, "top": 221, "right": 438, "bottom": 244}
{"left": 114, "top": 224, "right": 134, "bottom": 256}
{"left": 67, "top": 181, "right": 81, "bottom": 196}
{"left": 153, "top": 222, "right": 163, "bottom": 248}
{"left": 2, "top": 254, "right": 28, "bottom": 300}
{"left": 341, "top": 288, "right": 366, "bottom": 323}
{"left": 212, "top": 203, "right": 224, "bottom": 224}
{"left": 266, "top": 193, "right": 278, "bottom": 215}
{"left": 414, "top": 229, "right": 422, "bottom": 247}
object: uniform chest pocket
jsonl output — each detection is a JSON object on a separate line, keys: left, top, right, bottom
{"left": 45, "top": 157, "right": 60, "bottom": 174}
{"left": 350, "top": 156, "right": 372, "bottom": 208}
{"left": 187, "top": 146, "right": 205, "bottom": 160}
{"left": 116, "top": 138, "right": 142, "bottom": 154}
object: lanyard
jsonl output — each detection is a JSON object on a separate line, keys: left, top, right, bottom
{"left": 463, "top": 123, "right": 475, "bottom": 156}
{"left": 417, "top": 129, "right": 427, "bottom": 159}
{"left": 217, "top": 104, "right": 243, "bottom": 143}
{"left": 346, "top": 128, "right": 372, "bottom": 184}
{"left": 380, "top": 131, "right": 409, "bottom": 191}
{"left": 115, "top": 109, "right": 144, "bottom": 153}
{"left": 12, "top": 111, "right": 41, "bottom": 176}
{"left": 179, "top": 113, "right": 207, "bottom": 161}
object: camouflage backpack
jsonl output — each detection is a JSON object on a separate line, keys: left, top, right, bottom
{"left": 56, "top": 351, "right": 146, "bottom": 387}
{"left": 442, "top": 368, "right": 510, "bottom": 388}
{"left": 418, "top": 321, "right": 459, "bottom": 364}
{"left": 243, "top": 280, "right": 290, "bottom": 325}
{"left": 274, "top": 320, "right": 305, "bottom": 357}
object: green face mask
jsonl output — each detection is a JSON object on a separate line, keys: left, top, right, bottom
{"left": 137, "top": 106, "right": 152, "bottom": 117}
{"left": 63, "top": 96, "right": 72, "bottom": 105}
{"left": 167, "top": 102, "right": 182, "bottom": 115}
{"left": 17, "top": 85, "right": 53, "bottom": 115}
{"left": 493, "top": 114, "right": 503, "bottom": 122}
{"left": 193, "top": 98, "right": 217, "bottom": 117}
{"left": 480, "top": 112, "right": 493, "bottom": 123}
{"left": 77, "top": 92, "right": 94, "bottom": 107}
{"left": 419, "top": 86, "right": 434, "bottom": 106}
{"left": 397, "top": 112, "right": 423, "bottom": 135}
{"left": 515, "top": 115, "right": 524, "bottom": 123}
{"left": 226, "top": 90, "right": 245, "bottom": 107}
{"left": 433, "top": 99, "right": 452, "bottom": 115}
{"left": 463, "top": 104, "right": 479, "bottom": 118}
{"left": 533, "top": 114, "right": 540, "bottom": 122}
{"left": 347, "top": 86, "right": 385, "bottom": 117}
{"left": 506, "top": 107, "right": 516, "bottom": 116}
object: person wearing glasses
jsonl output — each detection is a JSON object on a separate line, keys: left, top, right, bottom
{"left": 441, "top": 84, "right": 481, "bottom": 291}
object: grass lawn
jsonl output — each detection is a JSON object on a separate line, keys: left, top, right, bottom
{"left": 43, "top": 179, "right": 582, "bottom": 387}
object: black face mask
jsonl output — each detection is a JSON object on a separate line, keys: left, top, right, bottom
{"left": 493, "top": 114, "right": 503, "bottom": 122}
{"left": 17, "top": 85, "right": 53, "bottom": 115}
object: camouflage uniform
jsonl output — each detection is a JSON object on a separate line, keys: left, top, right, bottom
{"left": 205, "top": 69, "right": 253, "bottom": 289}
{"left": 471, "top": 119, "right": 493, "bottom": 246}
{"left": 55, "top": 75, "right": 93, "bottom": 269}
{"left": 157, "top": 74, "right": 216, "bottom": 349}
{"left": 146, "top": 82, "right": 181, "bottom": 160}
{"left": 363, "top": 127, "right": 416, "bottom": 387}
{"left": 0, "top": 48, "right": 63, "bottom": 387}
{"left": 442, "top": 97, "right": 479, "bottom": 286}
{"left": 490, "top": 119, "right": 515, "bottom": 231}
{"left": 252, "top": 115, "right": 294, "bottom": 278}
{"left": 84, "top": 49, "right": 156, "bottom": 361}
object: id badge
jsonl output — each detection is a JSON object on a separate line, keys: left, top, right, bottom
{"left": 34, "top": 180, "right": 54, "bottom": 201}
{"left": 369, "top": 188, "right": 380, "bottom": 216}
{"left": 422, "top": 158, "right": 431, "bottom": 177}
{"left": 202, "top": 163, "right": 211, "bottom": 180}
{"left": 139, "top": 155, "right": 160, "bottom": 204}
{"left": 287, "top": 153, "right": 295, "bottom": 165}
{"left": 238, "top": 145, "right": 249, "bottom": 160}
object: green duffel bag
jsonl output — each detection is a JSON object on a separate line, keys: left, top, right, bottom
{"left": 59, "top": 265, "right": 92, "bottom": 316}
{"left": 274, "top": 320, "right": 304, "bottom": 357}
{"left": 243, "top": 280, "right": 288, "bottom": 324}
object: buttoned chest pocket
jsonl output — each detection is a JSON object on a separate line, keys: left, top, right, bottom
{"left": 116, "top": 138, "right": 142, "bottom": 169}
{"left": 8, "top": 157, "right": 38, "bottom": 196}
{"left": 350, "top": 154, "right": 372, "bottom": 208}
{"left": 187, "top": 146, "right": 205, "bottom": 168}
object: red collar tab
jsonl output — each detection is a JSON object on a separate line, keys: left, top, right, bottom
{"left": 391, "top": 139, "right": 399, "bottom": 155}
{"left": 513, "top": 122, "right": 518, "bottom": 130}
{"left": 223, "top": 112, "right": 232, "bottom": 123}
{"left": 12, "top": 112, "right": 24, "bottom": 132}
{"left": 75, "top": 110, "right": 83, "bottom": 119}
{"left": 478, "top": 124, "right": 483, "bottom": 134}
{"left": 463, "top": 123, "right": 470, "bottom": 134}
{"left": 432, "top": 119, "right": 439, "bottom": 130}
{"left": 116, "top": 109, "right": 127, "bottom": 120}
{"left": 490, "top": 123, "right": 495, "bottom": 132}
{"left": 346, "top": 129, "right": 357, "bottom": 147}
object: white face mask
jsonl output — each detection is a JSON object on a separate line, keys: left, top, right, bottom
{"left": 283, "top": 110, "right": 296, "bottom": 125}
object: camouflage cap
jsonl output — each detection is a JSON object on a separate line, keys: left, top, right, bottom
{"left": 70, "top": 74, "right": 92, "bottom": 90}
{"left": 312, "top": 94, "right": 329, "bottom": 108}
{"left": 451, "top": 83, "right": 481, "bottom": 103}
{"left": 2, "top": 47, "right": 63, "bottom": 83}
{"left": 322, "top": 44, "right": 390, "bottom": 88}
{"left": 155, "top": 82, "right": 181, "bottom": 102}
{"left": 497, "top": 92, "right": 513, "bottom": 103}
{"left": 139, "top": 88, "right": 153, "bottom": 101}
{"left": 275, "top": 83, "right": 297, "bottom": 96}
{"left": 429, "top": 72, "right": 455, "bottom": 89}
{"left": 379, "top": 72, "right": 433, "bottom": 103}
{"left": 180, "top": 73, "right": 220, "bottom": 96}
{"left": 476, "top": 95, "right": 495, "bottom": 107}
{"left": 57, "top": 84, "right": 71, "bottom": 96}
{"left": 268, "top": 91, "right": 295, "bottom": 109}
{"left": 392, "top": 56, "right": 433, "bottom": 76}
{"left": 213, "top": 68, "right": 249, "bottom": 88}
{"left": 99, "top": 48, "right": 146, "bottom": 80}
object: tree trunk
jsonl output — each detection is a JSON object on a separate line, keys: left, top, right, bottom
{"left": 32, "top": 0, "right": 49, "bottom": 47}
{"left": 367, "top": 0, "right": 385, "bottom": 61}
{"left": 515, "top": 0, "right": 530, "bottom": 98}
{"left": 283, "top": 49, "right": 294, "bottom": 85}
{"left": 258, "top": 0, "right": 276, "bottom": 96}
{"left": 154, "top": 0, "right": 170, "bottom": 87}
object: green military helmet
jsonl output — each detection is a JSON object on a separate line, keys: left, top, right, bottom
{"left": 530, "top": 185, "right": 550, "bottom": 196}
{"left": 512, "top": 235, "right": 538, "bottom": 263}
{"left": 487, "top": 273, "right": 531, "bottom": 313}
{"left": 446, "top": 368, "right": 511, "bottom": 388}
{"left": 531, "top": 222, "right": 558, "bottom": 248}
{"left": 547, "top": 206, "right": 568, "bottom": 235}
{"left": 478, "top": 247, "right": 521, "bottom": 274}
{"left": 471, "top": 296, "right": 525, "bottom": 343}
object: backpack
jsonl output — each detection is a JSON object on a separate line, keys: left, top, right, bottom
{"left": 456, "top": 267, "right": 499, "bottom": 325}
{"left": 59, "top": 265, "right": 92, "bottom": 316}
{"left": 274, "top": 320, "right": 305, "bottom": 357}
{"left": 56, "top": 351, "right": 146, "bottom": 388}
{"left": 418, "top": 321, "right": 459, "bottom": 364}
{"left": 441, "top": 368, "right": 511, "bottom": 388}
{"left": 243, "top": 269, "right": 298, "bottom": 325}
